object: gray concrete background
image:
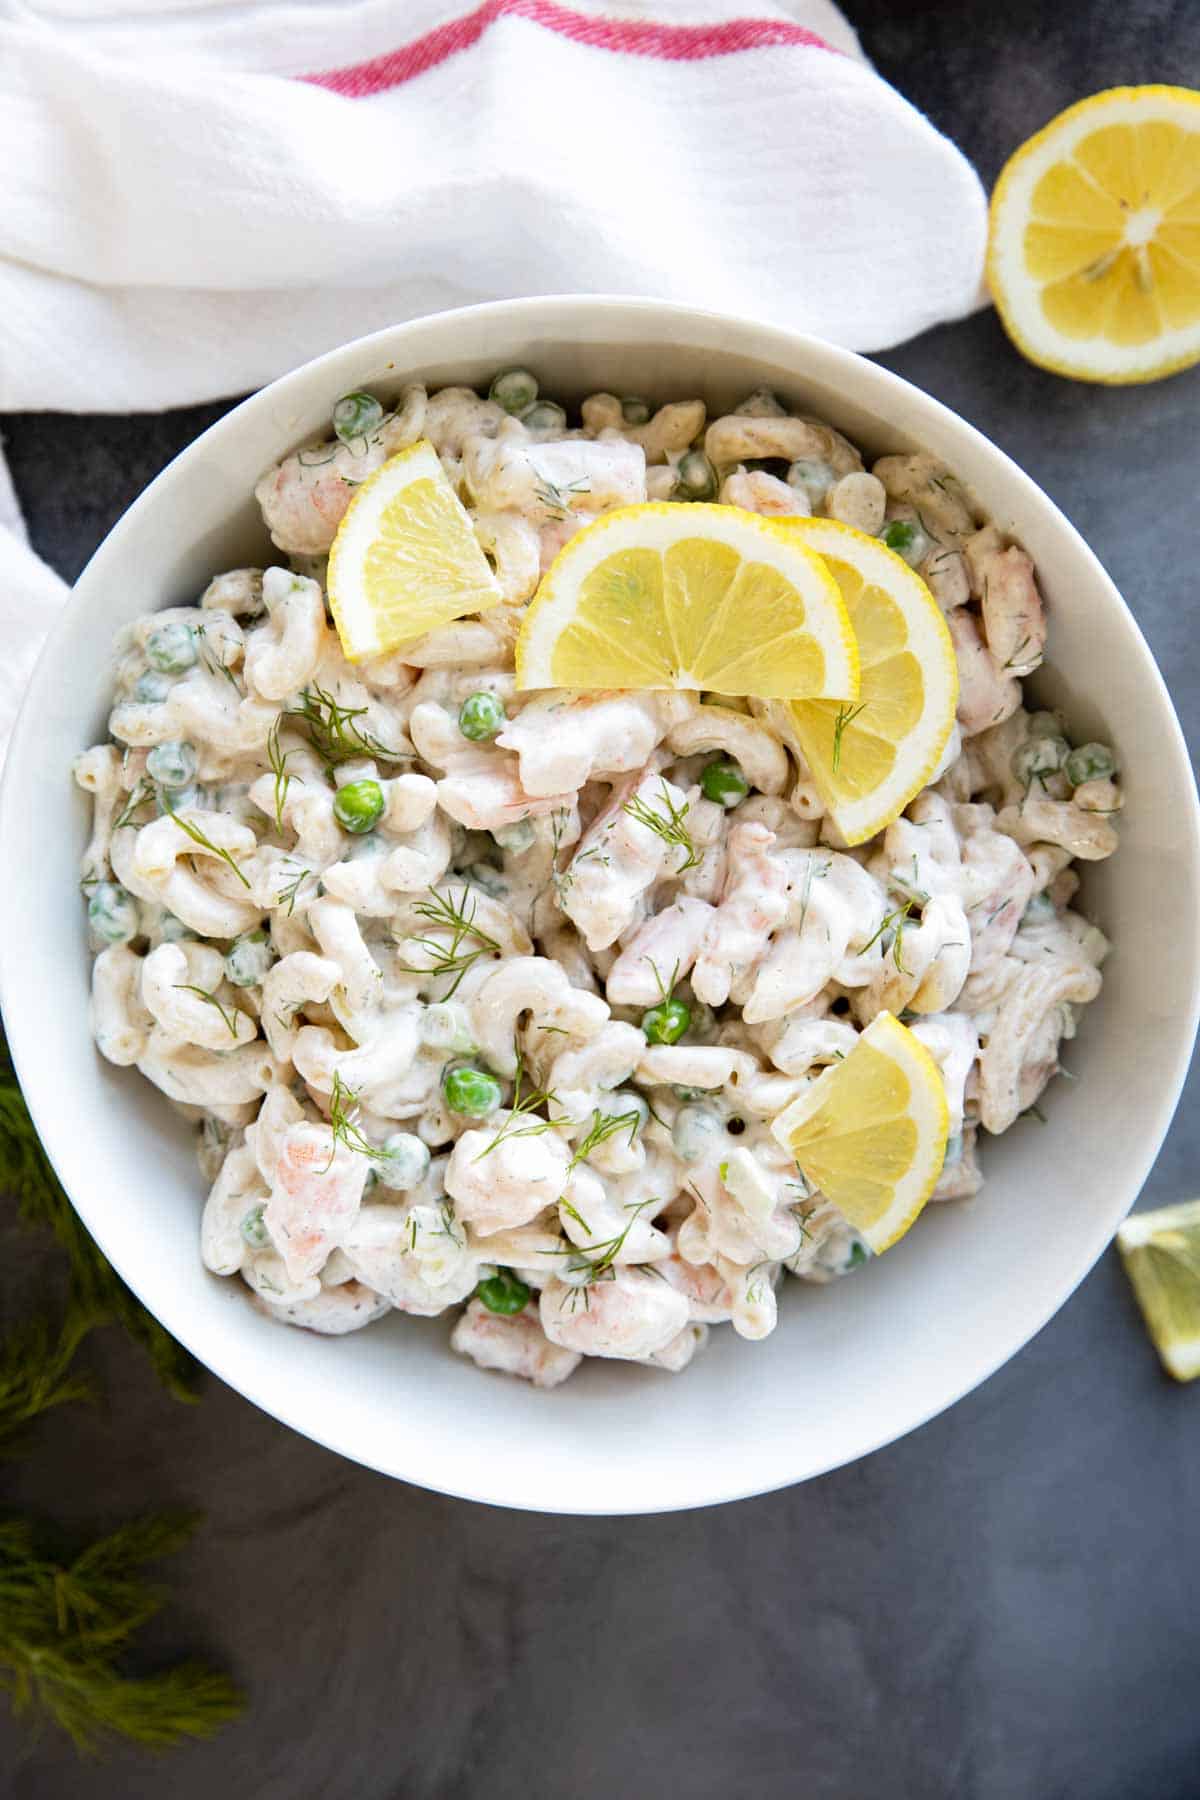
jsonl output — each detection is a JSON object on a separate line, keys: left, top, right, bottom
{"left": 2, "top": 4, "right": 1199, "bottom": 1795}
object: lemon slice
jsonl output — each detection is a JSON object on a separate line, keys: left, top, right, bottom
{"left": 515, "top": 502, "right": 858, "bottom": 700}
{"left": 327, "top": 439, "right": 502, "bottom": 660}
{"left": 1117, "top": 1200, "right": 1200, "bottom": 1380}
{"left": 778, "top": 519, "right": 958, "bottom": 847}
{"left": 771, "top": 1011, "right": 949, "bottom": 1254}
{"left": 988, "top": 85, "right": 1200, "bottom": 384}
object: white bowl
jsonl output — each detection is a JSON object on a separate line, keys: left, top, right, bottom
{"left": 4, "top": 298, "right": 1197, "bottom": 1514}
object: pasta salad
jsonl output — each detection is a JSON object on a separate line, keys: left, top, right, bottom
{"left": 75, "top": 372, "right": 1121, "bottom": 1388}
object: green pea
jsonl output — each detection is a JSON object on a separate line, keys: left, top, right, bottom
{"left": 700, "top": 755, "right": 749, "bottom": 809}
{"left": 157, "top": 783, "right": 203, "bottom": 816}
{"left": 672, "top": 1084, "right": 709, "bottom": 1102}
{"left": 493, "top": 818, "right": 536, "bottom": 854}
{"left": 642, "top": 996, "right": 691, "bottom": 1045}
{"left": 621, "top": 396, "right": 651, "bottom": 425}
{"left": 1011, "top": 735, "right": 1069, "bottom": 787}
{"left": 87, "top": 881, "right": 139, "bottom": 945}
{"left": 157, "top": 912, "right": 193, "bottom": 944}
{"left": 145, "top": 621, "right": 197, "bottom": 674}
{"left": 476, "top": 1270, "right": 531, "bottom": 1315}
{"left": 333, "top": 778, "right": 385, "bottom": 834}
{"left": 1020, "top": 891, "right": 1056, "bottom": 927}
{"left": 134, "top": 671, "right": 171, "bottom": 704}
{"left": 225, "top": 929, "right": 274, "bottom": 988}
{"left": 376, "top": 1132, "right": 431, "bottom": 1191}
{"left": 420, "top": 1002, "right": 476, "bottom": 1055}
{"left": 489, "top": 368, "right": 539, "bottom": 415}
{"left": 443, "top": 1064, "right": 503, "bottom": 1118}
{"left": 1065, "top": 742, "right": 1116, "bottom": 787}
{"left": 881, "top": 519, "right": 917, "bottom": 553}
{"left": 240, "top": 1204, "right": 272, "bottom": 1250}
{"left": 146, "top": 740, "right": 198, "bottom": 791}
{"left": 788, "top": 458, "right": 835, "bottom": 504}
{"left": 942, "top": 1133, "right": 963, "bottom": 1168}
{"left": 521, "top": 400, "right": 567, "bottom": 434}
{"left": 1026, "top": 710, "right": 1064, "bottom": 739}
{"left": 674, "top": 450, "right": 718, "bottom": 501}
{"left": 458, "top": 691, "right": 507, "bottom": 742}
{"left": 672, "top": 1103, "right": 724, "bottom": 1163}
{"left": 332, "top": 390, "right": 383, "bottom": 446}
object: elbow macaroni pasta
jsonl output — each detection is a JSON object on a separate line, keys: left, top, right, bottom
{"left": 75, "top": 371, "right": 1121, "bottom": 1388}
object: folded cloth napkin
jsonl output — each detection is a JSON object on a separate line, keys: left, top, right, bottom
{"left": 0, "top": 0, "right": 988, "bottom": 753}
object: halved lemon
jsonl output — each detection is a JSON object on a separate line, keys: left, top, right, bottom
{"left": 775, "top": 518, "right": 958, "bottom": 847}
{"left": 989, "top": 85, "right": 1200, "bottom": 384}
{"left": 771, "top": 1011, "right": 949, "bottom": 1254}
{"left": 1117, "top": 1200, "right": 1200, "bottom": 1381}
{"left": 515, "top": 503, "right": 858, "bottom": 700}
{"left": 327, "top": 439, "right": 502, "bottom": 660}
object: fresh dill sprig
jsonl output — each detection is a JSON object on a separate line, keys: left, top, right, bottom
{"left": 473, "top": 1055, "right": 564, "bottom": 1160}
{"left": 266, "top": 716, "right": 293, "bottom": 832}
{"left": 565, "top": 1106, "right": 643, "bottom": 1174}
{"left": 398, "top": 888, "right": 500, "bottom": 998}
{"left": 285, "top": 683, "right": 404, "bottom": 771}
{"left": 0, "top": 1047, "right": 196, "bottom": 1401}
{"left": 173, "top": 985, "right": 242, "bottom": 1040}
{"left": 546, "top": 1200, "right": 658, "bottom": 1308}
{"left": 273, "top": 860, "right": 311, "bottom": 916}
{"left": 622, "top": 782, "right": 701, "bottom": 871}
{"left": 325, "top": 1072, "right": 397, "bottom": 1165}
{"left": 831, "top": 702, "right": 868, "bottom": 775}
{"left": 858, "top": 898, "right": 916, "bottom": 972}
{"left": 796, "top": 856, "right": 830, "bottom": 934}
{"left": 193, "top": 624, "right": 241, "bottom": 693}
{"left": 533, "top": 475, "right": 591, "bottom": 520}
{"left": 0, "top": 1313, "right": 95, "bottom": 1453}
{"left": 113, "top": 779, "right": 156, "bottom": 831}
{"left": 0, "top": 1513, "right": 243, "bottom": 1752}
{"left": 166, "top": 805, "right": 251, "bottom": 890}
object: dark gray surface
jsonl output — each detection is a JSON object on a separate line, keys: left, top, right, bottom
{"left": 3, "top": 6, "right": 1200, "bottom": 1796}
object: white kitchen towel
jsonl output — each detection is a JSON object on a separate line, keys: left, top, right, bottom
{"left": 0, "top": 0, "right": 988, "bottom": 754}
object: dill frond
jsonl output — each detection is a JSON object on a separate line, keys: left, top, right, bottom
{"left": 0, "top": 1514, "right": 242, "bottom": 1752}
{"left": 622, "top": 783, "right": 701, "bottom": 871}
{"left": 831, "top": 702, "right": 868, "bottom": 775}
{"left": 285, "top": 683, "right": 404, "bottom": 770}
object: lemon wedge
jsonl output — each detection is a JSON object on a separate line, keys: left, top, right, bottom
{"left": 327, "top": 439, "right": 502, "bottom": 660}
{"left": 775, "top": 518, "right": 958, "bottom": 847}
{"left": 515, "top": 502, "right": 859, "bottom": 701}
{"left": 771, "top": 1011, "right": 949, "bottom": 1254}
{"left": 988, "top": 85, "right": 1200, "bottom": 384}
{"left": 1117, "top": 1200, "right": 1200, "bottom": 1380}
